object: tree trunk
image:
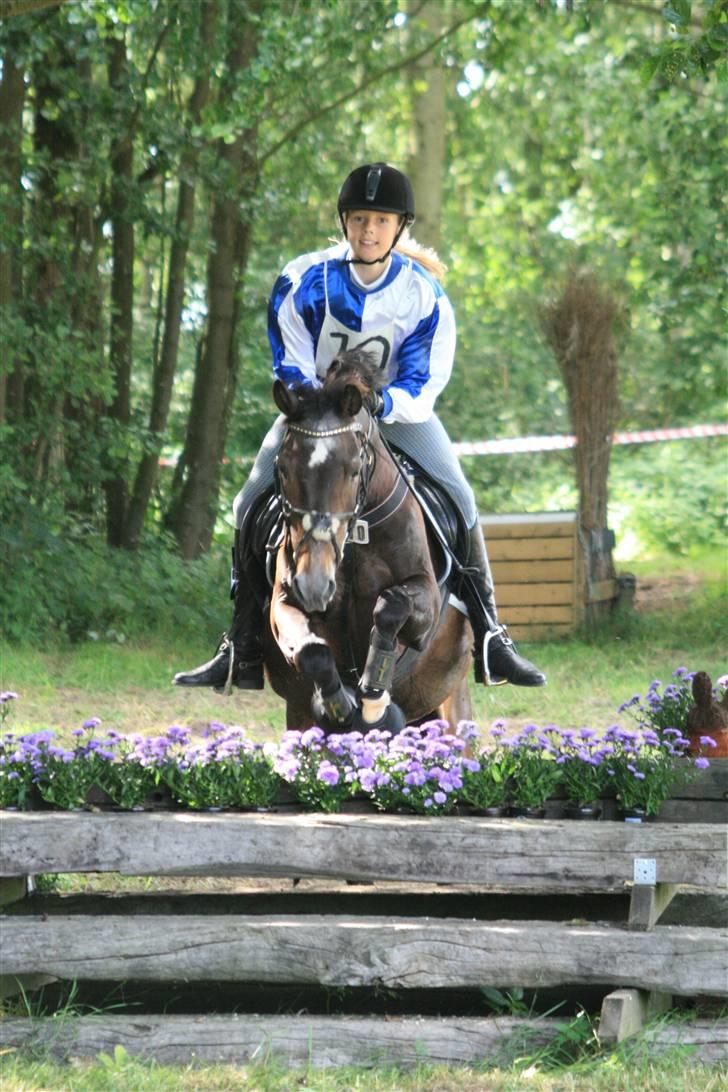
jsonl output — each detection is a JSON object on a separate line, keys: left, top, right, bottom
{"left": 28, "top": 22, "right": 82, "bottom": 490}
{"left": 167, "top": 5, "right": 260, "bottom": 560}
{"left": 105, "top": 34, "right": 135, "bottom": 546}
{"left": 406, "top": 0, "right": 446, "bottom": 252}
{"left": 0, "top": 46, "right": 26, "bottom": 425}
{"left": 122, "top": 0, "right": 217, "bottom": 550}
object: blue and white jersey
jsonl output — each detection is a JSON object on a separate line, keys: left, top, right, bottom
{"left": 267, "top": 241, "right": 456, "bottom": 424}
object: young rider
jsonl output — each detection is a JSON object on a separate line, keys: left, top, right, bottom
{"left": 174, "top": 162, "right": 546, "bottom": 691}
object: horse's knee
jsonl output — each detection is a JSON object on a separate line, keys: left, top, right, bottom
{"left": 372, "top": 586, "right": 411, "bottom": 642}
{"left": 296, "top": 640, "right": 337, "bottom": 691}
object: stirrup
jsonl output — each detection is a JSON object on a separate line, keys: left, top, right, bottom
{"left": 222, "top": 637, "right": 235, "bottom": 696}
{"left": 480, "top": 629, "right": 509, "bottom": 687}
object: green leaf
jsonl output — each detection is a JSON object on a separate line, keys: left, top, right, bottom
{"left": 662, "top": 0, "right": 692, "bottom": 27}
{"left": 639, "top": 55, "right": 661, "bottom": 85}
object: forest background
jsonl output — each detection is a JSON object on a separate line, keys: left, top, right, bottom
{"left": 0, "top": 0, "right": 726, "bottom": 650}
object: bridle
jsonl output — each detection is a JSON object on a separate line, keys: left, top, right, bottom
{"left": 274, "top": 416, "right": 376, "bottom": 572}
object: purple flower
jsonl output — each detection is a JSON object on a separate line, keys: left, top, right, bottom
{"left": 699, "top": 736, "right": 717, "bottom": 748}
{"left": 301, "top": 726, "right": 325, "bottom": 747}
{"left": 165, "top": 726, "right": 190, "bottom": 744}
{"left": 317, "top": 761, "right": 340, "bottom": 786}
{"left": 694, "top": 757, "right": 710, "bottom": 769}
{"left": 82, "top": 718, "right": 101, "bottom": 730}
{"left": 457, "top": 721, "right": 479, "bottom": 741}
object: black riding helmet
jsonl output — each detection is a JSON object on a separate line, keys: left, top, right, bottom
{"left": 337, "top": 162, "right": 415, "bottom": 265}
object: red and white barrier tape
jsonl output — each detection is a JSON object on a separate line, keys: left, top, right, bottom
{"left": 453, "top": 422, "right": 728, "bottom": 457}
{"left": 159, "top": 422, "right": 727, "bottom": 466}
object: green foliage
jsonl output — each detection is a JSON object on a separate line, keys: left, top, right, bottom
{"left": 0, "top": 498, "right": 227, "bottom": 645}
{"left": 640, "top": 0, "right": 728, "bottom": 86}
{"left": 610, "top": 440, "right": 727, "bottom": 557}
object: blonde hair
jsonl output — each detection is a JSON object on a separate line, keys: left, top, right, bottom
{"left": 394, "top": 230, "right": 447, "bottom": 281}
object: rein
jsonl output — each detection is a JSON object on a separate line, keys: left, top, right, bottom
{"left": 275, "top": 416, "right": 375, "bottom": 571}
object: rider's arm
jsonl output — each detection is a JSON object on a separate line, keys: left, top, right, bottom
{"left": 379, "top": 286, "right": 456, "bottom": 424}
{"left": 268, "top": 269, "right": 320, "bottom": 389}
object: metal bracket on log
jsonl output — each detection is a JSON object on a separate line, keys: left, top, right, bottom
{"left": 628, "top": 857, "right": 679, "bottom": 931}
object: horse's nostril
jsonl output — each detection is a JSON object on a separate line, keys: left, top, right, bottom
{"left": 291, "top": 573, "right": 336, "bottom": 613}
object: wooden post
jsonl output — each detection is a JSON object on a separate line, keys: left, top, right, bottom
{"left": 0, "top": 876, "right": 27, "bottom": 908}
{"left": 629, "top": 882, "right": 679, "bottom": 931}
{"left": 599, "top": 988, "right": 672, "bottom": 1044}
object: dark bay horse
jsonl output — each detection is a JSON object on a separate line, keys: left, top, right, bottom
{"left": 259, "top": 350, "right": 473, "bottom": 733}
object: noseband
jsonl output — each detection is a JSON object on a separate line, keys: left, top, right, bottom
{"left": 275, "top": 417, "right": 375, "bottom": 571}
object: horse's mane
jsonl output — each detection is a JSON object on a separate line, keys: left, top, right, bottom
{"left": 282, "top": 349, "right": 383, "bottom": 421}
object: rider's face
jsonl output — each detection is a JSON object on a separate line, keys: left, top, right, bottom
{"left": 345, "top": 210, "right": 402, "bottom": 266}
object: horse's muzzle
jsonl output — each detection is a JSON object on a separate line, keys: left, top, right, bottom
{"left": 290, "top": 571, "right": 337, "bottom": 614}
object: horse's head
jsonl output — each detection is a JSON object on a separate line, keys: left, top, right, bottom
{"left": 272, "top": 350, "right": 381, "bottom": 613}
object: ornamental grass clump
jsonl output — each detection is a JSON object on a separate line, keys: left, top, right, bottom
{"left": 508, "top": 725, "right": 564, "bottom": 810}
{"left": 367, "top": 721, "right": 466, "bottom": 815}
{"left": 273, "top": 726, "right": 363, "bottom": 812}
{"left": 165, "top": 724, "right": 279, "bottom": 810}
{"left": 556, "top": 728, "right": 613, "bottom": 809}
{"left": 458, "top": 722, "right": 514, "bottom": 811}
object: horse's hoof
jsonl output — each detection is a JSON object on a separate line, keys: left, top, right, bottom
{"left": 311, "top": 686, "right": 357, "bottom": 732}
{"left": 352, "top": 701, "right": 407, "bottom": 735}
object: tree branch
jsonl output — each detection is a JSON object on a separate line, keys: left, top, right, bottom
{"left": 0, "top": 0, "right": 67, "bottom": 16}
{"left": 260, "top": 2, "right": 491, "bottom": 166}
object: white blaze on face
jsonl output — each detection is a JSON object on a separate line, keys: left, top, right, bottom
{"left": 308, "top": 437, "right": 334, "bottom": 468}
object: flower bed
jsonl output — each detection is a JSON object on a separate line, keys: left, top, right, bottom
{"left": 1, "top": 665, "right": 723, "bottom": 820}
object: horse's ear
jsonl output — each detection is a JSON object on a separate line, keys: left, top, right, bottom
{"left": 340, "top": 383, "right": 363, "bottom": 418}
{"left": 273, "top": 380, "right": 300, "bottom": 418}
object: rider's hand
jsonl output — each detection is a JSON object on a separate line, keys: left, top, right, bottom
{"left": 368, "top": 391, "right": 386, "bottom": 418}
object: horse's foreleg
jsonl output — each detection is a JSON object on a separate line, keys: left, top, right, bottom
{"left": 270, "top": 556, "right": 355, "bottom": 730}
{"left": 358, "top": 586, "right": 415, "bottom": 730}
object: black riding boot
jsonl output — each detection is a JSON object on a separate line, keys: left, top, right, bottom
{"left": 173, "top": 554, "right": 264, "bottom": 692}
{"left": 461, "top": 522, "right": 546, "bottom": 688}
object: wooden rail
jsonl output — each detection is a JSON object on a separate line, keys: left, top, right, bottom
{"left": 1, "top": 811, "right": 726, "bottom": 890}
{"left": 2, "top": 912, "right": 725, "bottom": 996}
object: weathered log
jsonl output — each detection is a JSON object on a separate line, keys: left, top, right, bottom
{"left": 643, "top": 1017, "right": 728, "bottom": 1066}
{"left": 1, "top": 812, "right": 725, "bottom": 891}
{"left": 0, "top": 1013, "right": 559, "bottom": 1067}
{"left": 2, "top": 914, "right": 726, "bottom": 996}
{"left": 1, "top": 1011, "right": 725, "bottom": 1068}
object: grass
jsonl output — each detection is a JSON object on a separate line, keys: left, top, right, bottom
{"left": 0, "top": 1038, "right": 725, "bottom": 1091}
{"left": 2, "top": 554, "right": 725, "bottom": 742}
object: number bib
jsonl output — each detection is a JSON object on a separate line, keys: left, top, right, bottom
{"left": 314, "top": 258, "right": 412, "bottom": 378}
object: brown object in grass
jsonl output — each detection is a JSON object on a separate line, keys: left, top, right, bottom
{"left": 686, "top": 671, "right": 728, "bottom": 758}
